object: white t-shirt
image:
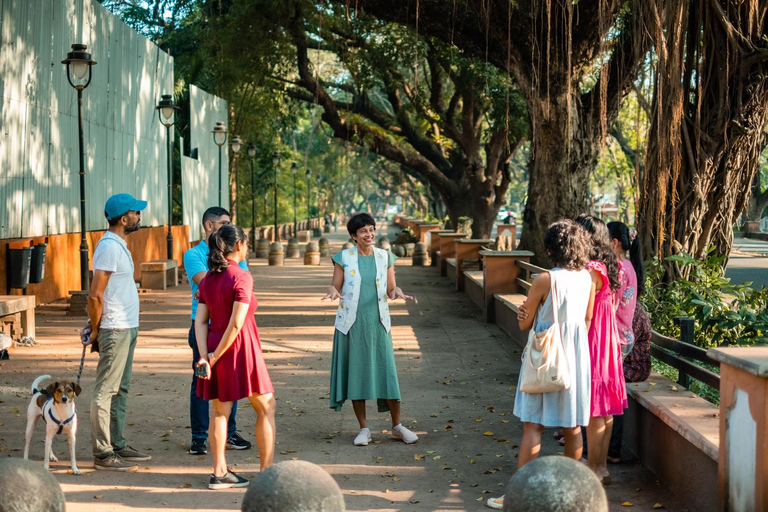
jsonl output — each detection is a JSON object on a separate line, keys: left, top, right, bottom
{"left": 92, "top": 231, "right": 139, "bottom": 329}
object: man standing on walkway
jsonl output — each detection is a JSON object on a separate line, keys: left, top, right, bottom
{"left": 183, "top": 206, "right": 252, "bottom": 455}
{"left": 89, "top": 193, "right": 152, "bottom": 472}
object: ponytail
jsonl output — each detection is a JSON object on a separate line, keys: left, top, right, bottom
{"left": 629, "top": 233, "right": 645, "bottom": 297}
{"left": 608, "top": 221, "right": 645, "bottom": 296}
{"left": 207, "top": 224, "right": 248, "bottom": 273}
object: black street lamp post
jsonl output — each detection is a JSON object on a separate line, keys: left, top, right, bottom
{"left": 305, "top": 168, "right": 312, "bottom": 227}
{"left": 230, "top": 136, "right": 242, "bottom": 222}
{"left": 248, "top": 143, "right": 257, "bottom": 244}
{"left": 62, "top": 43, "right": 96, "bottom": 291}
{"left": 212, "top": 122, "right": 228, "bottom": 206}
{"left": 291, "top": 163, "right": 298, "bottom": 235}
{"left": 155, "top": 94, "right": 179, "bottom": 261}
{"left": 272, "top": 152, "right": 280, "bottom": 240}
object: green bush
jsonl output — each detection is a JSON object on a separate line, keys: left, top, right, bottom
{"left": 394, "top": 227, "right": 418, "bottom": 244}
{"left": 641, "top": 247, "right": 768, "bottom": 349}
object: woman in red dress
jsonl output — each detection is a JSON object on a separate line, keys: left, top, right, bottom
{"left": 195, "top": 225, "right": 275, "bottom": 490}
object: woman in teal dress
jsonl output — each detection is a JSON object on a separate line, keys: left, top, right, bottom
{"left": 322, "top": 213, "right": 418, "bottom": 446}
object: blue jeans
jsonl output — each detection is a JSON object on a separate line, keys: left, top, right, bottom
{"left": 189, "top": 323, "right": 237, "bottom": 441}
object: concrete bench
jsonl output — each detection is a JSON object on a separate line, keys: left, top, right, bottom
{"left": 0, "top": 295, "right": 35, "bottom": 341}
{"left": 454, "top": 239, "right": 494, "bottom": 292}
{"left": 427, "top": 230, "right": 454, "bottom": 267}
{"left": 624, "top": 373, "right": 719, "bottom": 511}
{"left": 493, "top": 293, "right": 528, "bottom": 345}
{"left": 464, "top": 271, "right": 485, "bottom": 310}
{"left": 296, "top": 230, "right": 311, "bottom": 243}
{"left": 438, "top": 233, "right": 468, "bottom": 277}
{"left": 140, "top": 259, "right": 178, "bottom": 290}
{"left": 481, "top": 250, "right": 535, "bottom": 322}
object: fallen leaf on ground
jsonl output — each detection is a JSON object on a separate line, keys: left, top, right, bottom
{"left": 9, "top": 408, "right": 18, "bottom": 413}
{"left": 425, "top": 450, "right": 436, "bottom": 454}
{"left": 433, "top": 455, "right": 442, "bottom": 460}
{"left": 483, "top": 431, "right": 494, "bottom": 436}
{"left": 94, "top": 495, "right": 104, "bottom": 499}
{"left": 414, "top": 454, "right": 425, "bottom": 460}
{"left": 179, "top": 483, "right": 191, "bottom": 488}
{"left": 653, "top": 504, "right": 664, "bottom": 509}
{"left": 622, "top": 502, "right": 633, "bottom": 507}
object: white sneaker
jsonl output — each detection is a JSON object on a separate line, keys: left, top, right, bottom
{"left": 354, "top": 428, "right": 372, "bottom": 446}
{"left": 391, "top": 424, "right": 418, "bottom": 444}
{"left": 486, "top": 495, "right": 504, "bottom": 509}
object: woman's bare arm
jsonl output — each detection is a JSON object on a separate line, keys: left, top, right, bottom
{"left": 209, "top": 302, "right": 250, "bottom": 365}
{"left": 518, "top": 272, "right": 550, "bottom": 331}
{"left": 322, "top": 263, "right": 344, "bottom": 300}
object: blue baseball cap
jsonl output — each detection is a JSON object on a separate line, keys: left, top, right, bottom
{"left": 104, "top": 193, "right": 148, "bottom": 220}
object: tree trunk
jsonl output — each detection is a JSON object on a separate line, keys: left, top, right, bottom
{"left": 638, "top": 0, "right": 768, "bottom": 276}
{"left": 518, "top": 96, "right": 596, "bottom": 265}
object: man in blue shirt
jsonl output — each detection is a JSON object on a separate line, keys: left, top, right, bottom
{"left": 184, "top": 207, "right": 252, "bottom": 455}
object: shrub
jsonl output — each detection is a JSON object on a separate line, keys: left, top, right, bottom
{"left": 641, "top": 247, "right": 768, "bottom": 348}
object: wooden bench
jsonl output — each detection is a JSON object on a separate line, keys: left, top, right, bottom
{"left": 438, "top": 233, "right": 468, "bottom": 277}
{"left": 454, "top": 239, "right": 494, "bottom": 292}
{"left": 140, "top": 259, "right": 179, "bottom": 290}
{"left": 0, "top": 295, "right": 36, "bottom": 341}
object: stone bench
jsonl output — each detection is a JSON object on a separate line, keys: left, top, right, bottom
{"left": 438, "top": 233, "right": 468, "bottom": 277}
{"left": 481, "top": 250, "right": 535, "bottom": 323}
{"left": 140, "top": 259, "right": 178, "bottom": 290}
{"left": 464, "top": 271, "right": 485, "bottom": 310}
{"left": 0, "top": 295, "right": 35, "bottom": 341}
{"left": 454, "top": 239, "right": 494, "bottom": 292}
{"left": 296, "top": 230, "right": 311, "bottom": 244}
{"left": 427, "top": 230, "right": 454, "bottom": 267}
{"left": 624, "top": 373, "right": 719, "bottom": 512}
{"left": 493, "top": 293, "right": 528, "bottom": 345}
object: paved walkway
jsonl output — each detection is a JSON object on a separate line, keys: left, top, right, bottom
{"left": 0, "top": 227, "right": 683, "bottom": 511}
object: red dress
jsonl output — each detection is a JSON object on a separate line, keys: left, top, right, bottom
{"left": 196, "top": 260, "right": 273, "bottom": 402}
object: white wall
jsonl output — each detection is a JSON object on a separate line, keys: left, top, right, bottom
{"left": 0, "top": 0, "right": 174, "bottom": 239}
{"left": 181, "top": 84, "right": 229, "bottom": 242}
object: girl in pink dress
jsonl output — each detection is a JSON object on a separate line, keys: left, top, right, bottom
{"left": 575, "top": 215, "right": 627, "bottom": 485}
{"left": 196, "top": 225, "right": 275, "bottom": 490}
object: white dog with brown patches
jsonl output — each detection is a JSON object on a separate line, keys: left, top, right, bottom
{"left": 23, "top": 374, "right": 82, "bottom": 475}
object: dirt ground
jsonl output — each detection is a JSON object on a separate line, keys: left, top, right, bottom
{"left": 0, "top": 229, "right": 687, "bottom": 511}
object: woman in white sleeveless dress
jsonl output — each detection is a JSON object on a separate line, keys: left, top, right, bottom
{"left": 487, "top": 219, "right": 595, "bottom": 510}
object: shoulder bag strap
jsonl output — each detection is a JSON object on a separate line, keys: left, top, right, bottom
{"left": 549, "top": 271, "right": 559, "bottom": 325}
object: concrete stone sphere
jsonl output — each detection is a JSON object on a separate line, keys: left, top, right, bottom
{"left": 376, "top": 237, "right": 391, "bottom": 250}
{"left": 241, "top": 460, "right": 345, "bottom": 512}
{"left": 341, "top": 242, "right": 355, "bottom": 250}
{"left": 0, "top": 458, "right": 65, "bottom": 512}
{"left": 306, "top": 241, "right": 320, "bottom": 252}
{"left": 503, "top": 456, "right": 607, "bottom": 512}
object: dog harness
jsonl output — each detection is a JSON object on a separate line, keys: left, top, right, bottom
{"left": 43, "top": 398, "right": 76, "bottom": 435}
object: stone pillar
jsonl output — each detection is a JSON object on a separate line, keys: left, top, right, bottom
{"left": 286, "top": 238, "right": 300, "bottom": 258}
{"left": 318, "top": 238, "right": 330, "bottom": 257}
{"left": 268, "top": 242, "right": 284, "bottom": 266}
{"left": 412, "top": 242, "right": 428, "bottom": 266}
{"left": 255, "top": 238, "right": 270, "bottom": 259}
{"left": 304, "top": 242, "right": 320, "bottom": 265}
{"left": 708, "top": 347, "right": 768, "bottom": 512}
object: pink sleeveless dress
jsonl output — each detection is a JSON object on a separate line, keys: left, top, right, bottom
{"left": 585, "top": 260, "right": 627, "bottom": 416}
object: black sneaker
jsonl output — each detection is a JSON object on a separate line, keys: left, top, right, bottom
{"left": 226, "top": 433, "right": 252, "bottom": 450}
{"left": 94, "top": 453, "right": 138, "bottom": 472}
{"left": 114, "top": 445, "right": 152, "bottom": 462}
{"left": 189, "top": 439, "right": 207, "bottom": 455}
{"left": 209, "top": 471, "right": 249, "bottom": 490}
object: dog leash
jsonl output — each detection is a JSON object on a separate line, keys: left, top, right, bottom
{"left": 77, "top": 324, "right": 92, "bottom": 385}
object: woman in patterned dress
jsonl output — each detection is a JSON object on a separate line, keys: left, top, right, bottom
{"left": 322, "top": 213, "right": 418, "bottom": 446}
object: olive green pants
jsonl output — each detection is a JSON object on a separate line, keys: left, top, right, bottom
{"left": 90, "top": 328, "right": 138, "bottom": 458}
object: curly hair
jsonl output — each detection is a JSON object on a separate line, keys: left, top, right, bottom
{"left": 543, "top": 219, "right": 591, "bottom": 270}
{"left": 207, "top": 224, "right": 248, "bottom": 273}
{"left": 575, "top": 214, "right": 621, "bottom": 291}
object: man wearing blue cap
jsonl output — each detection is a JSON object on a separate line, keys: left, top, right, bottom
{"left": 88, "top": 193, "right": 151, "bottom": 472}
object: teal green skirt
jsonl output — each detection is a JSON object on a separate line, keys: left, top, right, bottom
{"left": 329, "top": 322, "right": 402, "bottom": 412}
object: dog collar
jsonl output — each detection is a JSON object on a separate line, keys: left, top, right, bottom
{"left": 44, "top": 398, "right": 76, "bottom": 435}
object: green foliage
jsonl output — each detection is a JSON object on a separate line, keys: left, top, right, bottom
{"left": 394, "top": 228, "right": 417, "bottom": 244}
{"left": 642, "top": 248, "right": 768, "bottom": 348}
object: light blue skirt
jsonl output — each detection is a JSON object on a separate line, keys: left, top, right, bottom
{"left": 512, "top": 321, "right": 591, "bottom": 428}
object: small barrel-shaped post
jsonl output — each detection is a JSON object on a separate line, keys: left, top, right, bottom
{"left": 412, "top": 242, "right": 428, "bottom": 266}
{"left": 318, "top": 238, "right": 330, "bottom": 257}
{"left": 268, "top": 242, "right": 284, "bottom": 266}
{"left": 255, "top": 238, "right": 270, "bottom": 259}
{"left": 286, "top": 238, "right": 300, "bottom": 258}
{"left": 304, "top": 241, "right": 320, "bottom": 265}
